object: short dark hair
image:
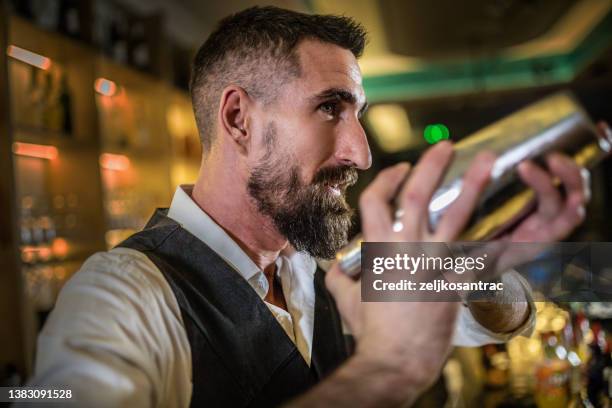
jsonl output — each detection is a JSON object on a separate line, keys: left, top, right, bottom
{"left": 190, "top": 6, "right": 367, "bottom": 151}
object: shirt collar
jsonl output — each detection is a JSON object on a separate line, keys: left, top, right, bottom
{"left": 167, "top": 185, "right": 262, "bottom": 282}
{"left": 166, "top": 185, "right": 317, "bottom": 299}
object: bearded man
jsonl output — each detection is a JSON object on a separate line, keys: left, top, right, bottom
{"left": 29, "top": 6, "right": 593, "bottom": 408}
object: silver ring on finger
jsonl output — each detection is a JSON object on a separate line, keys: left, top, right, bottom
{"left": 580, "top": 167, "right": 591, "bottom": 203}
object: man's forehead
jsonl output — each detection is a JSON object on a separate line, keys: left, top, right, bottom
{"left": 294, "top": 40, "right": 366, "bottom": 104}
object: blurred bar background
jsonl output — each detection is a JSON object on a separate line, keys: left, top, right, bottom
{"left": 0, "top": 0, "right": 611, "bottom": 406}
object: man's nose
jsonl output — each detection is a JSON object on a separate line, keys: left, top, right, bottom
{"left": 334, "top": 118, "right": 372, "bottom": 170}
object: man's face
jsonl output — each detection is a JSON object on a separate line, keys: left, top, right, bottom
{"left": 247, "top": 40, "right": 371, "bottom": 259}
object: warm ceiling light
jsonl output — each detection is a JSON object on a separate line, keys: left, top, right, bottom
{"left": 94, "top": 78, "right": 118, "bottom": 96}
{"left": 99, "top": 153, "right": 130, "bottom": 171}
{"left": 6, "top": 45, "right": 51, "bottom": 70}
{"left": 12, "top": 142, "right": 58, "bottom": 160}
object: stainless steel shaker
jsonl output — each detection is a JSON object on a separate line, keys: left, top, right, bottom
{"left": 337, "top": 91, "right": 612, "bottom": 277}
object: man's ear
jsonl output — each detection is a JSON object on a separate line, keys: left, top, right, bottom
{"left": 217, "top": 85, "right": 251, "bottom": 153}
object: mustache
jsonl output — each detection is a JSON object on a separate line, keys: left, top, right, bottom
{"left": 313, "top": 165, "right": 358, "bottom": 188}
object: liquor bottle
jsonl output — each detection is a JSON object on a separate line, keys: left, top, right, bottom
{"left": 574, "top": 309, "right": 593, "bottom": 366}
{"left": 27, "top": 67, "right": 47, "bottom": 129}
{"left": 130, "top": 21, "right": 150, "bottom": 71}
{"left": 11, "top": 0, "right": 34, "bottom": 20}
{"left": 585, "top": 322, "right": 611, "bottom": 407}
{"left": 482, "top": 344, "right": 510, "bottom": 389}
{"left": 20, "top": 196, "right": 34, "bottom": 246}
{"left": 59, "top": 72, "right": 73, "bottom": 135}
{"left": 563, "top": 317, "right": 585, "bottom": 395}
{"left": 58, "top": 0, "right": 80, "bottom": 38}
{"left": 31, "top": 0, "right": 60, "bottom": 31}
{"left": 110, "top": 19, "right": 128, "bottom": 64}
{"left": 565, "top": 306, "right": 594, "bottom": 408}
{"left": 535, "top": 332, "right": 572, "bottom": 408}
{"left": 44, "top": 70, "right": 62, "bottom": 132}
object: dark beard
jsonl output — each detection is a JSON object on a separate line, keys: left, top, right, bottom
{"left": 247, "top": 124, "right": 357, "bottom": 259}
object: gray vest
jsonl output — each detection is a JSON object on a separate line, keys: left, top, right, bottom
{"left": 119, "top": 209, "right": 352, "bottom": 407}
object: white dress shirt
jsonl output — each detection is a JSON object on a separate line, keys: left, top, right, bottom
{"left": 28, "top": 185, "right": 535, "bottom": 407}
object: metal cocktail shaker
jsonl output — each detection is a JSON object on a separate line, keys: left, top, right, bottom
{"left": 337, "top": 91, "right": 612, "bottom": 277}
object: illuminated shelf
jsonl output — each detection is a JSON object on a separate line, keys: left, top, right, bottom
{"left": 13, "top": 124, "right": 96, "bottom": 150}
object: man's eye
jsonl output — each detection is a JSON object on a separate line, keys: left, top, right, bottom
{"left": 319, "top": 101, "right": 339, "bottom": 117}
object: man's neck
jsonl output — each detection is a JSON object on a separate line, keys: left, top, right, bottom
{"left": 191, "top": 170, "right": 287, "bottom": 279}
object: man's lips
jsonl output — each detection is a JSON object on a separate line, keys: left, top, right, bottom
{"left": 322, "top": 181, "right": 350, "bottom": 196}
{"left": 327, "top": 184, "right": 342, "bottom": 196}
{"left": 314, "top": 167, "right": 358, "bottom": 191}
{"left": 315, "top": 168, "right": 358, "bottom": 197}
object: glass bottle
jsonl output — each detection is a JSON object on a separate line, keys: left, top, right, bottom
{"left": 535, "top": 332, "right": 572, "bottom": 408}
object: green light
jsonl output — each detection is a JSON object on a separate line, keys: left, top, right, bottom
{"left": 424, "top": 124, "right": 450, "bottom": 144}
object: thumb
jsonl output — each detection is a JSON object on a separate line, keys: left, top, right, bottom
{"left": 325, "top": 263, "right": 357, "bottom": 301}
